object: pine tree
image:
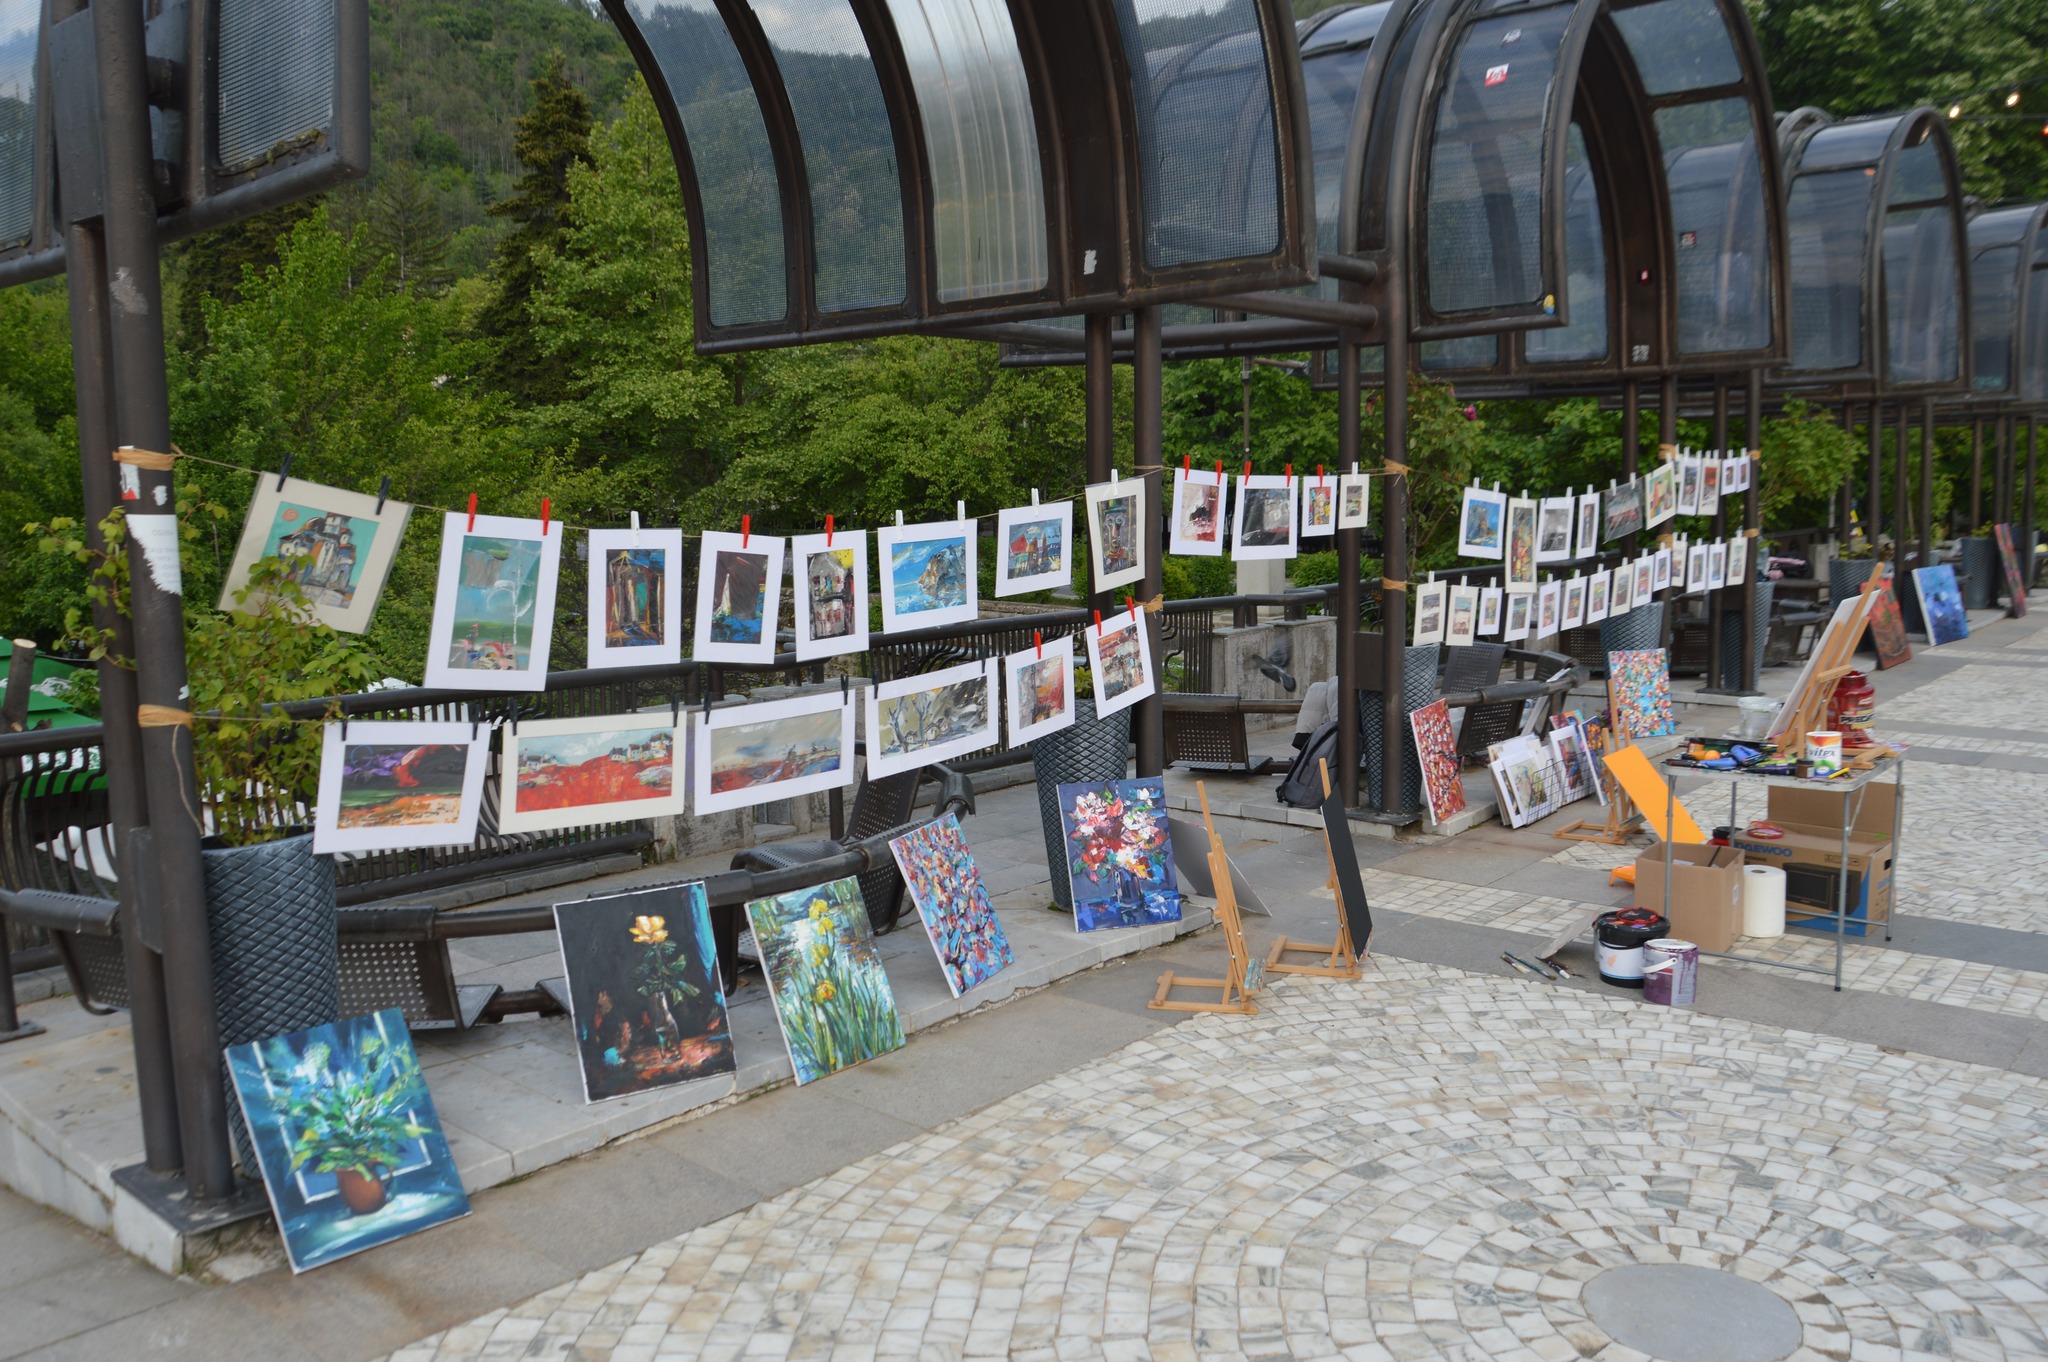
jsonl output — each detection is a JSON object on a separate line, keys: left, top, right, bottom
{"left": 474, "top": 53, "right": 593, "bottom": 404}
{"left": 171, "top": 199, "right": 322, "bottom": 349}
{"left": 366, "top": 165, "right": 456, "bottom": 295}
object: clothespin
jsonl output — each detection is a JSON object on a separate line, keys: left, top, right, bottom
{"left": 540, "top": 498, "right": 551, "bottom": 537}
{"left": 1317, "top": 464, "right": 1326, "bottom": 488}
{"left": 1243, "top": 460, "right": 1252, "bottom": 479}
{"left": 375, "top": 475, "right": 391, "bottom": 516}
{"left": 825, "top": 513, "right": 834, "bottom": 547}
{"left": 631, "top": 511, "right": 641, "bottom": 547}
{"left": 1284, "top": 463, "right": 1293, "bottom": 484}
{"left": 466, "top": 493, "right": 477, "bottom": 531}
{"left": 896, "top": 510, "right": 905, "bottom": 528}
{"left": 471, "top": 716, "right": 481, "bottom": 740}
{"left": 276, "top": 451, "right": 295, "bottom": 491}
{"left": 1093, "top": 609, "right": 1103, "bottom": 633}
{"left": 1126, "top": 595, "right": 1137, "bottom": 622}
{"left": 841, "top": 674, "right": 851, "bottom": 706}
{"left": 702, "top": 688, "right": 713, "bottom": 720}
{"left": 1030, "top": 487, "right": 1041, "bottom": 505}
{"left": 1181, "top": 455, "right": 1190, "bottom": 481}
{"left": 1034, "top": 629, "right": 1043, "bottom": 659}
{"left": 508, "top": 701, "right": 520, "bottom": 735}
{"left": 956, "top": 500, "right": 966, "bottom": 521}
{"left": 741, "top": 513, "right": 750, "bottom": 547}
{"left": 340, "top": 716, "right": 349, "bottom": 742}
{"left": 1214, "top": 460, "right": 1224, "bottom": 481}
{"left": 669, "top": 690, "right": 680, "bottom": 726}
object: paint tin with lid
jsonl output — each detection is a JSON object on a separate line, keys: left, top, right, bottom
{"left": 1594, "top": 908, "right": 1669, "bottom": 988}
{"left": 1642, "top": 938, "right": 1698, "bottom": 1006}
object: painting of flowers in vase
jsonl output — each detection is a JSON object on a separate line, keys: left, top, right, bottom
{"left": 554, "top": 883, "right": 735, "bottom": 1104}
{"left": 1056, "top": 776, "right": 1182, "bottom": 932}
{"left": 746, "top": 876, "right": 906, "bottom": 1084}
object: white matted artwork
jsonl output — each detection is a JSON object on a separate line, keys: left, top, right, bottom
{"left": 1707, "top": 541, "right": 1728, "bottom": 590}
{"left": 695, "top": 690, "right": 858, "bottom": 815}
{"left": 790, "top": 530, "right": 871, "bottom": 662}
{"left": 586, "top": 528, "right": 684, "bottom": 669}
{"left": 1004, "top": 635, "right": 1077, "bottom": 746}
{"left": 220, "top": 477, "right": 412, "bottom": 634}
{"left": 1503, "top": 590, "right": 1533, "bottom": 642}
{"left": 1687, "top": 543, "right": 1710, "bottom": 593}
{"left": 1536, "top": 496, "right": 1575, "bottom": 564}
{"left": 1561, "top": 576, "right": 1586, "bottom": 631}
{"left": 1585, "top": 568, "right": 1610, "bottom": 623}
{"left": 1642, "top": 462, "right": 1677, "bottom": 528}
{"left": 424, "top": 511, "right": 564, "bottom": 692}
{"left": 1337, "top": 473, "right": 1372, "bottom": 530}
{"left": 1232, "top": 474, "right": 1298, "bottom": 561}
{"left": 1632, "top": 557, "right": 1655, "bottom": 604}
{"left": 313, "top": 720, "right": 490, "bottom": 855}
{"left": 878, "top": 518, "right": 977, "bottom": 633}
{"left": 1610, "top": 560, "right": 1634, "bottom": 614}
{"left": 1727, "top": 536, "right": 1749, "bottom": 586}
{"left": 994, "top": 502, "right": 1072, "bottom": 596}
{"left": 1412, "top": 579, "right": 1448, "bottom": 646}
{"left": 1676, "top": 457, "right": 1702, "bottom": 516}
{"left": 1727, "top": 453, "right": 1752, "bottom": 492}
{"left": 1574, "top": 491, "right": 1600, "bottom": 559}
{"left": 1302, "top": 474, "right": 1338, "bottom": 537}
{"left": 1536, "top": 580, "right": 1561, "bottom": 638}
{"left": 1505, "top": 497, "right": 1539, "bottom": 592}
{"left": 500, "top": 713, "right": 685, "bottom": 834}
{"left": 1086, "top": 480, "right": 1147, "bottom": 592}
{"left": 1478, "top": 587, "right": 1504, "bottom": 635}
{"left": 1446, "top": 585, "right": 1478, "bottom": 647}
{"left": 1653, "top": 547, "right": 1674, "bottom": 593}
{"left": 866, "top": 659, "right": 1000, "bottom": 779}
{"left": 1086, "top": 608, "right": 1157, "bottom": 717}
{"left": 1699, "top": 457, "right": 1721, "bottom": 516}
{"left": 1168, "top": 469, "right": 1227, "bottom": 557}
{"left": 693, "top": 530, "right": 786, "bottom": 665}
{"left": 1457, "top": 485, "right": 1507, "bottom": 559}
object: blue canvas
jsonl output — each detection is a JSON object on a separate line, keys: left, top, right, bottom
{"left": 1912, "top": 564, "right": 1969, "bottom": 647}
{"left": 227, "top": 1009, "right": 470, "bottom": 1272}
{"left": 1057, "top": 777, "right": 1183, "bottom": 932}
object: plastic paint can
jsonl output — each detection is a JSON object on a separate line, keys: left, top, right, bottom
{"left": 1642, "top": 938, "right": 1699, "bottom": 1007}
{"left": 1805, "top": 730, "right": 1843, "bottom": 774}
{"left": 1594, "top": 908, "right": 1669, "bottom": 989}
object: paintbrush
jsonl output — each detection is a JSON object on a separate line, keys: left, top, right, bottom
{"left": 1509, "top": 952, "right": 1561, "bottom": 980}
{"left": 1500, "top": 952, "right": 1542, "bottom": 978}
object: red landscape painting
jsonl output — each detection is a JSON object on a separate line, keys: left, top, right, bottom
{"left": 515, "top": 728, "right": 675, "bottom": 812}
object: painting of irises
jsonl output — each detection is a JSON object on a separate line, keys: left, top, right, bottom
{"left": 1057, "top": 777, "right": 1182, "bottom": 932}
{"left": 889, "top": 813, "right": 1014, "bottom": 997}
{"left": 226, "top": 1009, "right": 469, "bottom": 1273}
{"left": 747, "top": 876, "right": 906, "bottom": 1084}
{"left": 554, "top": 884, "right": 735, "bottom": 1104}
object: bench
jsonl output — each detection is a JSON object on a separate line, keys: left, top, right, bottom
{"left": 1161, "top": 693, "right": 1300, "bottom": 774}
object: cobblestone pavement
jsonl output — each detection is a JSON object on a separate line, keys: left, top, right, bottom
{"left": 391, "top": 959, "right": 2048, "bottom": 1362}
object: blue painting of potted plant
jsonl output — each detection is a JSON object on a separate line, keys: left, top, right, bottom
{"left": 275, "top": 1029, "right": 435, "bottom": 1217}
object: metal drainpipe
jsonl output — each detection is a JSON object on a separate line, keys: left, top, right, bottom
{"left": 1336, "top": 341, "right": 1362, "bottom": 806}
{"left": 1742, "top": 370, "right": 1762, "bottom": 693}
{"left": 1895, "top": 404, "right": 1910, "bottom": 567}
{"left": 1132, "top": 307, "right": 1164, "bottom": 779}
{"left": 1622, "top": 378, "right": 1640, "bottom": 554}
{"left": 1971, "top": 419, "right": 1984, "bottom": 530}
{"left": 1918, "top": 398, "right": 1934, "bottom": 581}
{"left": 1706, "top": 384, "right": 1727, "bottom": 689}
{"left": 1380, "top": 334, "right": 1410, "bottom": 817}
{"left": 1084, "top": 313, "right": 1114, "bottom": 622}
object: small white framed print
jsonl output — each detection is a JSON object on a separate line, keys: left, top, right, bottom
{"left": 1699, "top": 457, "right": 1721, "bottom": 516}
{"left": 1610, "top": 561, "right": 1633, "bottom": 614}
{"left": 500, "top": 713, "right": 685, "bottom": 834}
{"left": 694, "top": 529, "right": 786, "bottom": 664}
{"left": 1561, "top": 576, "right": 1586, "bottom": 631}
{"left": 1724, "top": 453, "right": 1750, "bottom": 493}
{"left": 1727, "top": 536, "right": 1749, "bottom": 586}
{"left": 1536, "top": 580, "right": 1561, "bottom": 638}
{"left": 877, "top": 517, "right": 977, "bottom": 633}
{"left": 1642, "top": 462, "right": 1677, "bottom": 528}
{"left": 1446, "top": 585, "right": 1479, "bottom": 647}
{"left": 1676, "top": 457, "right": 1702, "bottom": 516}
{"left": 1004, "top": 634, "right": 1077, "bottom": 746}
{"left": 790, "top": 529, "right": 871, "bottom": 662}
{"left": 1707, "top": 542, "right": 1728, "bottom": 590}
{"left": 1457, "top": 485, "right": 1507, "bottom": 560}
{"left": 1302, "top": 473, "right": 1338, "bottom": 537}
{"left": 1232, "top": 474, "right": 1298, "bottom": 561}
{"left": 1574, "top": 491, "right": 1601, "bottom": 559}
{"left": 995, "top": 502, "right": 1073, "bottom": 596}
{"left": 1478, "top": 586, "right": 1504, "bottom": 635}
{"left": 1168, "top": 468, "right": 1227, "bottom": 558}
{"left": 695, "top": 689, "right": 858, "bottom": 815}
{"left": 1086, "top": 479, "right": 1147, "bottom": 593}
{"left": 1412, "top": 579, "right": 1448, "bottom": 646}
{"left": 221, "top": 477, "right": 412, "bottom": 634}
{"left": 1505, "top": 498, "right": 1539, "bottom": 592}
{"left": 1585, "top": 568, "right": 1610, "bottom": 623}
{"left": 1632, "top": 557, "right": 1655, "bottom": 604}
{"left": 1337, "top": 473, "right": 1372, "bottom": 530}
{"left": 424, "top": 511, "right": 564, "bottom": 692}
{"left": 586, "top": 528, "right": 684, "bottom": 669}
{"left": 1086, "top": 608, "right": 1157, "bottom": 717}
{"left": 1535, "top": 496, "right": 1575, "bottom": 564}
{"left": 1503, "top": 590, "right": 1533, "bottom": 642}
{"left": 866, "top": 659, "right": 1000, "bottom": 778}
{"left": 313, "top": 720, "right": 490, "bottom": 855}
{"left": 1653, "top": 547, "right": 1674, "bottom": 592}
{"left": 1687, "top": 543, "right": 1709, "bottom": 593}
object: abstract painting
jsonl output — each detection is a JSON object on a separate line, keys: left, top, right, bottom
{"left": 1676, "top": 456, "right": 1701, "bottom": 516}
{"left": 553, "top": 883, "right": 735, "bottom": 1104}
{"left": 313, "top": 721, "right": 489, "bottom": 855}
{"left": 1912, "top": 563, "right": 1969, "bottom": 646}
{"left": 789, "top": 529, "right": 871, "bottom": 662}
{"left": 695, "top": 690, "right": 857, "bottom": 815}
{"left": 1057, "top": 777, "right": 1181, "bottom": 933}
{"left": 1004, "top": 634, "right": 1076, "bottom": 746}
{"left": 1536, "top": 580, "right": 1560, "bottom": 637}
{"left": 1302, "top": 476, "right": 1337, "bottom": 537}
{"left": 1607, "top": 648, "right": 1675, "bottom": 739}
{"left": 1585, "top": 568, "right": 1609, "bottom": 623}
{"left": 586, "top": 528, "right": 683, "bottom": 669}
{"left": 1503, "top": 589, "right": 1532, "bottom": 642}
{"left": 1603, "top": 479, "right": 1643, "bottom": 541}
{"left": 1478, "top": 587, "right": 1503, "bottom": 635}
{"left": 1446, "top": 585, "right": 1478, "bottom": 647}
{"left": 1536, "top": 496, "right": 1574, "bottom": 563}
{"left": 1996, "top": 523, "right": 2029, "bottom": 618}
{"left": 1866, "top": 580, "right": 1913, "bottom": 670}
{"left": 1726, "top": 536, "right": 1748, "bottom": 586}
{"left": 1505, "top": 497, "right": 1538, "bottom": 592}
{"left": 878, "top": 519, "right": 977, "bottom": 633}
{"left": 1087, "top": 608, "right": 1156, "bottom": 717}
{"left": 746, "top": 876, "right": 905, "bottom": 1085}
{"left": 1575, "top": 491, "right": 1601, "bottom": 559}
{"left": 220, "top": 477, "right": 412, "bottom": 634}
{"left": 1699, "top": 456, "right": 1720, "bottom": 515}
{"left": 1232, "top": 474, "right": 1298, "bottom": 560}
{"left": 499, "top": 715, "right": 684, "bottom": 835}
{"left": 888, "top": 813, "right": 1014, "bottom": 997}
{"left": 995, "top": 502, "right": 1072, "bottom": 596}
{"left": 227, "top": 1009, "right": 469, "bottom": 1273}
{"left": 1457, "top": 485, "right": 1506, "bottom": 559}
{"left": 1337, "top": 473, "right": 1372, "bottom": 529}
{"left": 1409, "top": 699, "right": 1465, "bottom": 827}
{"left": 693, "top": 530, "right": 785, "bottom": 665}
{"left": 1686, "top": 543, "right": 1709, "bottom": 594}
{"left": 867, "top": 659, "right": 1000, "bottom": 778}
{"left": 1168, "top": 468, "right": 1227, "bottom": 557}
{"left": 1643, "top": 461, "right": 1677, "bottom": 527}
{"left": 1561, "top": 576, "right": 1586, "bottom": 630}
{"left": 1086, "top": 480, "right": 1146, "bottom": 592}
{"left": 1412, "top": 579, "right": 1447, "bottom": 646}
{"left": 424, "top": 511, "right": 562, "bottom": 691}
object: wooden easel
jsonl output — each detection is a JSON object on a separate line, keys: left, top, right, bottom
{"left": 1265, "top": 762, "right": 1364, "bottom": 979}
{"left": 1769, "top": 584, "right": 1875, "bottom": 761}
{"left": 1553, "top": 725, "right": 1642, "bottom": 845}
{"left": 1150, "top": 782, "right": 1261, "bottom": 1014}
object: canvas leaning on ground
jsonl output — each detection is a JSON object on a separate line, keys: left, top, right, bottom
{"left": 498, "top": 713, "right": 685, "bottom": 835}
{"left": 789, "top": 529, "right": 870, "bottom": 661}
{"left": 694, "top": 530, "right": 785, "bottom": 665}
{"left": 424, "top": 511, "right": 563, "bottom": 691}
{"left": 867, "top": 659, "right": 1000, "bottom": 778}
{"left": 1913, "top": 563, "right": 1970, "bottom": 646}
{"left": 553, "top": 883, "right": 735, "bottom": 1104}
{"left": 226, "top": 1009, "right": 470, "bottom": 1273}
{"left": 695, "top": 689, "right": 858, "bottom": 815}
{"left": 313, "top": 720, "right": 491, "bottom": 855}
{"left": 888, "top": 812, "right": 1015, "bottom": 997}
{"left": 1410, "top": 698, "right": 1465, "bottom": 827}
{"left": 1058, "top": 777, "right": 1181, "bottom": 933}
{"left": 746, "top": 876, "right": 906, "bottom": 1085}
{"left": 220, "top": 477, "right": 412, "bottom": 634}
{"left": 585, "top": 528, "right": 683, "bottom": 669}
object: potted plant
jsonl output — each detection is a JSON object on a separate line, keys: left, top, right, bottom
{"left": 265, "top": 1024, "right": 433, "bottom": 1216}
{"left": 1028, "top": 659, "right": 1132, "bottom": 912}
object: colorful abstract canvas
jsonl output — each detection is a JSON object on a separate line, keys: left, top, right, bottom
{"left": 746, "top": 876, "right": 906, "bottom": 1085}
{"left": 1866, "top": 581, "right": 1913, "bottom": 670}
{"left": 313, "top": 721, "right": 490, "bottom": 855}
{"left": 888, "top": 813, "right": 1015, "bottom": 997}
{"left": 500, "top": 715, "right": 684, "bottom": 834}
{"left": 553, "top": 884, "right": 735, "bottom": 1104}
{"left": 424, "top": 511, "right": 563, "bottom": 691}
{"left": 220, "top": 478, "right": 411, "bottom": 634}
{"left": 1409, "top": 699, "right": 1465, "bottom": 827}
{"left": 1996, "top": 523, "right": 2029, "bottom": 618}
{"left": 1607, "top": 648, "right": 1675, "bottom": 739}
{"left": 227, "top": 1009, "right": 469, "bottom": 1273}
{"left": 586, "top": 528, "right": 683, "bottom": 668}
{"left": 1913, "top": 564, "right": 1969, "bottom": 646}
{"left": 1057, "top": 777, "right": 1182, "bottom": 933}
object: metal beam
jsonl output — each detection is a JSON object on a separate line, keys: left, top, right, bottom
{"left": 1133, "top": 307, "right": 1164, "bottom": 779}
{"left": 1336, "top": 340, "right": 1361, "bottom": 806}
{"left": 1205, "top": 291, "right": 1379, "bottom": 330}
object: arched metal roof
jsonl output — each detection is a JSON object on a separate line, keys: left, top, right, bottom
{"left": 604, "top": 0, "right": 1320, "bottom": 352}
{"left": 1965, "top": 201, "right": 2048, "bottom": 411}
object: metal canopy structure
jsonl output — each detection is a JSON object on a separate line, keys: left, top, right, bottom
{"left": 1967, "top": 201, "right": 2048, "bottom": 414}
{"left": 600, "top": 0, "right": 1320, "bottom": 353}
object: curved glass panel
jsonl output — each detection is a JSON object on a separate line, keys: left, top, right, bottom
{"left": 1784, "top": 168, "right": 1871, "bottom": 373}
{"left": 1299, "top": 3, "right": 1390, "bottom": 54}
{"left": 2024, "top": 262, "right": 2048, "bottom": 403}
{"left": 1421, "top": 335, "right": 1498, "bottom": 371}
{"left": 1792, "top": 117, "right": 1898, "bottom": 173}
{"left": 1423, "top": 4, "right": 1572, "bottom": 316}
{"left": 217, "top": 0, "right": 337, "bottom": 174}
{"left": 1528, "top": 124, "right": 1607, "bottom": 363}
{"left": 631, "top": 0, "right": 790, "bottom": 327}
{"left": 882, "top": 0, "right": 1047, "bottom": 301}
{"left": 1970, "top": 244, "right": 2017, "bottom": 393}
{"left": 1301, "top": 41, "right": 1372, "bottom": 257}
{"left": 1657, "top": 98, "right": 1772, "bottom": 354}
{"left": 1886, "top": 131, "right": 1945, "bottom": 205}
{"left": 1608, "top": 0, "right": 1740, "bottom": 96}
{"left": 0, "top": 0, "right": 35, "bottom": 250}
{"left": 746, "top": 0, "right": 906, "bottom": 312}
{"left": 1114, "top": 0, "right": 1280, "bottom": 269}
{"left": 1881, "top": 205, "right": 1959, "bottom": 384}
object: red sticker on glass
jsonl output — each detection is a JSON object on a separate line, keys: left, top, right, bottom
{"left": 1485, "top": 63, "right": 1509, "bottom": 86}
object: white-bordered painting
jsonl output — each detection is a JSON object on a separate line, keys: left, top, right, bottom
{"left": 1537, "top": 580, "right": 1561, "bottom": 638}
{"left": 1503, "top": 590, "right": 1533, "bottom": 642}
{"left": 220, "top": 477, "right": 412, "bottom": 634}
{"left": 1585, "top": 568, "right": 1610, "bottom": 623}
{"left": 1085, "top": 608, "right": 1156, "bottom": 717}
{"left": 1168, "top": 468, "right": 1227, "bottom": 558}
{"left": 1653, "top": 547, "right": 1674, "bottom": 593}
{"left": 586, "top": 528, "right": 684, "bottom": 669}
{"left": 424, "top": 511, "right": 563, "bottom": 692}
{"left": 1574, "top": 491, "right": 1600, "bottom": 559}
{"left": 1535, "top": 496, "right": 1575, "bottom": 564}
{"left": 1412, "top": 579, "right": 1447, "bottom": 646}
{"left": 1302, "top": 474, "right": 1338, "bottom": 538}
{"left": 1561, "top": 575, "right": 1586, "bottom": 631}
{"left": 1003, "top": 634, "right": 1077, "bottom": 746}
{"left": 1676, "top": 456, "right": 1702, "bottom": 516}
{"left": 1687, "top": 543, "right": 1710, "bottom": 593}
{"left": 1727, "top": 536, "right": 1749, "bottom": 586}
{"left": 1505, "top": 497, "right": 1539, "bottom": 592}
{"left": 500, "top": 713, "right": 685, "bottom": 834}
{"left": 1707, "top": 541, "right": 1728, "bottom": 590}
{"left": 878, "top": 518, "right": 977, "bottom": 633}
{"left": 1478, "top": 586, "right": 1504, "bottom": 635}
{"left": 1337, "top": 472, "right": 1372, "bottom": 530}
{"left": 866, "top": 659, "right": 1001, "bottom": 778}
{"left": 313, "top": 720, "right": 490, "bottom": 855}
{"left": 1232, "top": 474, "right": 1298, "bottom": 561}
{"left": 994, "top": 502, "right": 1072, "bottom": 596}
{"left": 789, "top": 529, "right": 871, "bottom": 662}
{"left": 693, "top": 530, "right": 785, "bottom": 665}
{"left": 694, "top": 689, "right": 858, "bottom": 815}
{"left": 1642, "top": 461, "right": 1677, "bottom": 528}
{"left": 1456, "top": 485, "right": 1507, "bottom": 560}
{"left": 1446, "top": 585, "right": 1478, "bottom": 647}
{"left": 1085, "top": 479, "right": 1147, "bottom": 593}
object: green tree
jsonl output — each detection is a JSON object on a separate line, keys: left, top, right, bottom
{"left": 364, "top": 164, "right": 457, "bottom": 294}
{"left": 169, "top": 200, "right": 322, "bottom": 349}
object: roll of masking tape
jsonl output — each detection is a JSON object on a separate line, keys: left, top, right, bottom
{"left": 1743, "top": 864, "right": 1786, "bottom": 939}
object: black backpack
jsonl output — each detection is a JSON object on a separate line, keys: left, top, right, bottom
{"left": 1276, "top": 719, "right": 1339, "bottom": 808}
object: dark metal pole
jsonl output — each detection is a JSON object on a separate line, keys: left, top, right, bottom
{"left": 1658, "top": 375, "right": 1678, "bottom": 651}
{"left": 1084, "top": 312, "right": 1114, "bottom": 620}
{"left": 1894, "top": 404, "right": 1910, "bottom": 568}
{"left": 1131, "top": 307, "right": 1164, "bottom": 779}
{"left": 1866, "top": 403, "right": 1882, "bottom": 546}
{"left": 0, "top": 641, "right": 32, "bottom": 732}
{"left": 1835, "top": 405, "right": 1853, "bottom": 539}
{"left": 1971, "top": 420, "right": 1984, "bottom": 532}
{"left": 93, "top": 0, "right": 234, "bottom": 1200}
{"left": 1918, "top": 399, "right": 1934, "bottom": 582}
{"left": 2027, "top": 419, "right": 2039, "bottom": 578}
{"left": 1741, "top": 371, "right": 1762, "bottom": 693}
{"left": 1706, "top": 385, "right": 1728, "bottom": 690}
{"left": 1380, "top": 336, "right": 1410, "bottom": 817}
{"left": 1621, "top": 378, "right": 1640, "bottom": 554}
{"left": 1335, "top": 340, "right": 1361, "bottom": 807}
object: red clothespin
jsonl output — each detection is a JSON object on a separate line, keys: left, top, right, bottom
{"left": 1034, "top": 629, "right": 1043, "bottom": 659}
{"left": 1318, "top": 463, "right": 1326, "bottom": 488}
{"left": 1243, "top": 461, "right": 1252, "bottom": 479}
{"left": 1093, "top": 610, "right": 1103, "bottom": 632}
{"left": 1181, "top": 454, "right": 1190, "bottom": 480}
{"left": 1126, "top": 595, "right": 1137, "bottom": 622}
{"left": 1285, "top": 462, "right": 1293, "bottom": 484}
{"left": 1213, "top": 460, "right": 1223, "bottom": 480}
{"left": 825, "top": 513, "right": 834, "bottom": 547}
{"left": 540, "top": 497, "right": 550, "bottom": 536}
{"left": 466, "top": 493, "right": 477, "bottom": 531}
{"left": 742, "top": 513, "right": 751, "bottom": 548}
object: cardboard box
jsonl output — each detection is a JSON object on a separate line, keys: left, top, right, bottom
{"left": 1633, "top": 842, "right": 1745, "bottom": 953}
{"left": 1728, "top": 784, "right": 1896, "bottom": 936}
